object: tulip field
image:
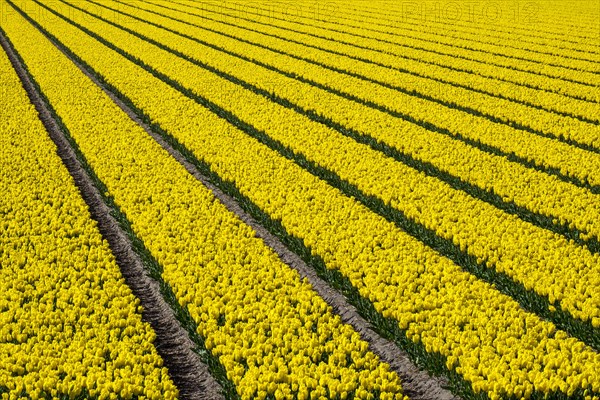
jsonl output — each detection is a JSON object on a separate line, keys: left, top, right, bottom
{"left": 1, "top": 0, "right": 599, "bottom": 399}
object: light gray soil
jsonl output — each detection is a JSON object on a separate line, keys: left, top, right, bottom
{"left": 48, "top": 32, "right": 460, "bottom": 400}
{"left": 4, "top": 17, "right": 462, "bottom": 399}
{"left": 0, "top": 29, "right": 224, "bottom": 400}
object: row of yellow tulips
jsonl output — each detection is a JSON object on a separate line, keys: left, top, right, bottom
{"left": 58, "top": 0, "right": 600, "bottom": 329}
{"left": 0, "top": 34, "right": 177, "bottom": 400}
{"left": 1, "top": 5, "right": 406, "bottom": 399}
{"left": 300, "top": 0, "right": 600, "bottom": 62}
{"left": 133, "top": 0, "right": 600, "bottom": 123}
{"left": 128, "top": 0, "right": 600, "bottom": 188}
{"left": 344, "top": 0, "right": 600, "bottom": 47}
{"left": 188, "top": 0, "right": 600, "bottom": 97}
{"left": 97, "top": 0, "right": 600, "bottom": 252}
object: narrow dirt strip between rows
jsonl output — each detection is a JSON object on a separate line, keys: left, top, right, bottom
{"left": 37, "top": 15, "right": 460, "bottom": 399}
{"left": 0, "top": 27, "right": 224, "bottom": 400}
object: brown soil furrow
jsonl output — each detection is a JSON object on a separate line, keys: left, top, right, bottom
{"left": 0, "top": 28, "right": 224, "bottom": 400}
{"left": 38, "top": 21, "right": 462, "bottom": 400}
